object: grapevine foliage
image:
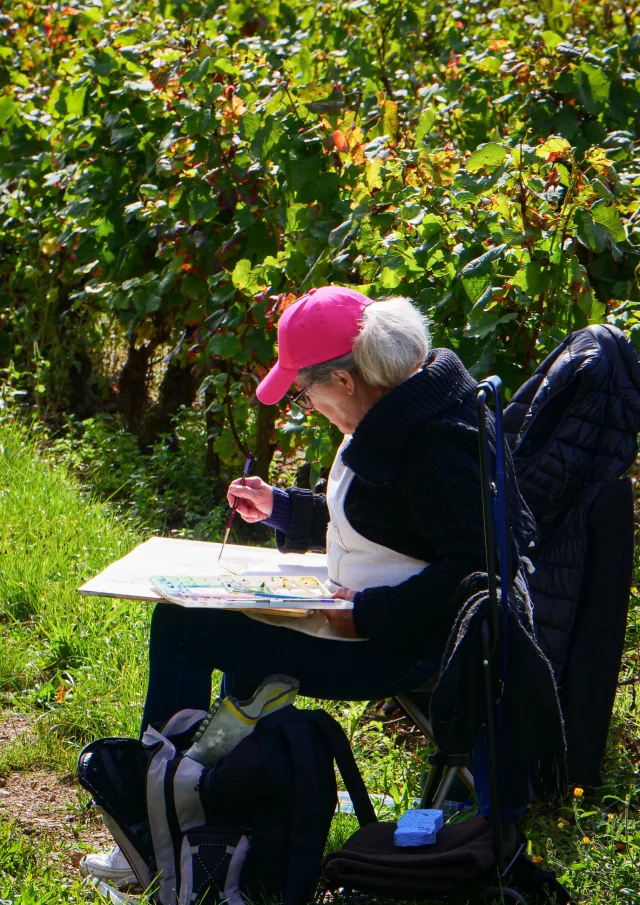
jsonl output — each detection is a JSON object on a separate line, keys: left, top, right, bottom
{"left": 1, "top": 0, "right": 640, "bottom": 486}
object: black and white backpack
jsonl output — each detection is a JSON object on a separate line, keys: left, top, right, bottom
{"left": 78, "top": 704, "right": 376, "bottom": 905}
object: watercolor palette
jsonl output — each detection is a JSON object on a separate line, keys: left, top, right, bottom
{"left": 149, "top": 573, "right": 349, "bottom": 612}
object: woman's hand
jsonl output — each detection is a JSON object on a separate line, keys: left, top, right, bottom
{"left": 325, "top": 587, "right": 360, "bottom": 638}
{"left": 226, "top": 476, "right": 274, "bottom": 523}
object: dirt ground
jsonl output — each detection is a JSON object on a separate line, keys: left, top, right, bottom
{"left": 0, "top": 711, "right": 112, "bottom": 878}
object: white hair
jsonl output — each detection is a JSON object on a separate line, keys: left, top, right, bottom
{"left": 299, "top": 297, "right": 431, "bottom": 389}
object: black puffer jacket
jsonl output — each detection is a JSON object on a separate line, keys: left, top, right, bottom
{"left": 504, "top": 324, "right": 640, "bottom": 674}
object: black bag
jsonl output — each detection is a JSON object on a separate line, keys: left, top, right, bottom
{"left": 322, "top": 818, "right": 571, "bottom": 904}
{"left": 77, "top": 704, "right": 376, "bottom": 905}
{"left": 322, "top": 816, "right": 499, "bottom": 898}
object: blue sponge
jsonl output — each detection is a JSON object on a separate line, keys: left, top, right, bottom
{"left": 394, "top": 809, "right": 444, "bottom": 847}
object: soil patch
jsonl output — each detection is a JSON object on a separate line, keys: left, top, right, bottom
{"left": 0, "top": 712, "right": 112, "bottom": 878}
{"left": 0, "top": 711, "right": 33, "bottom": 746}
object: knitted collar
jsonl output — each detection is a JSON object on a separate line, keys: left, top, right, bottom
{"left": 342, "top": 347, "right": 478, "bottom": 485}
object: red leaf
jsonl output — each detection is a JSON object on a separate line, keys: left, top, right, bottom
{"left": 333, "top": 130, "right": 349, "bottom": 153}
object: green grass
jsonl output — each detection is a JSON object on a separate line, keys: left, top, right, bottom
{"left": 0, "top": 422, "right": 638, "bottom": 903}
{"left": 0, "top": 818, "right": 156, "bottom": 905}
{"left": 0, "top": 425, "right": 152, "bottom": 773}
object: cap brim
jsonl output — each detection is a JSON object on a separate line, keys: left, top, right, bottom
{"left": 256, "top": 361, "right": 299, "bottom": 405}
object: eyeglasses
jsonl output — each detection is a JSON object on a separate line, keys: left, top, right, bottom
{"left": 288, "top": 385, "right": 314, "bottom": 411}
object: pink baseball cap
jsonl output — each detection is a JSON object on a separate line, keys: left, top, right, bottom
{"left": 256, "top": 285, "right": 372, "bottom": 405}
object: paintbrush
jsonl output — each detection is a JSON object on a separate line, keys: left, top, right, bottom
{"left": 218, "top": 453, "right": 252, "bottom": 562}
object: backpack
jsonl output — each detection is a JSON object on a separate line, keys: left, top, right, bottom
{"left": 77, "top": 704, "right": 376, "bottom": 905}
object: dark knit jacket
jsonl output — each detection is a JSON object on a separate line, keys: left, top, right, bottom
{"left": 275, "top": 348, "right": 536, "bottom": 655}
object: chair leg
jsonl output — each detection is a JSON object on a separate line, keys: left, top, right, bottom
{"left": 394, "top": 694, "right": 475, "bottom": 803}
{"left": 393, "top": 694, "right": 436, "bottom": 741}
{"left": 420, "top": 759, "right": 445, "bottom": 809}
{"left": 431, "top": 766, "right": 458, "bottom": 810}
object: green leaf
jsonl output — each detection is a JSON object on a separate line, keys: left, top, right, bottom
{"left": 286, "top": 203, "right": 307, "bottom": 233}
{"left": 402, "top": 203, "right": 425, "bottom": 225}
{"left": 460, "top": 245, "right": 507, "bottom": 302}
{"left": 467, "top": 305, "right": 518, "bottom": 340}
{"left": 466, "top": 143, "right": 507, "bottom": 174}
{"left": 451, "top": 190, "right": 477, "bottom": 207}
{"left": 111, "top": 126, "right": 137, "bottom": 149}
{"left": 477, "top": 56, "right": 501, "bottom": 74}
{"left": 591, "top": 200, "right": 625, "bottom": 243}
{"left": 95, "top": 219, "right": 115, "bottom": 238}
{"left": 212, "top": 58, "right": 239, "bottom": 76}
{"left": 512, "top": 263, "right": 549, "bottom": 296}
{"left": 415, "top": 107, "right": 436, "bottom": 142}
{"left": 213, "top": 431, "right": 234, "bottom": 460}
{"left": 48, "top": 83, "right": 86, "bottom": 118}
{"left": 232, "top": 259, "right": 253, "bottom": 290}
{"left": 198, "top": 57, "right": 215, "bottom": 81}
{"left": 462, "top": 270, "right": 491, "bottom": 304}
{"left": 535, "top": 136, "right": 572, "bottom": 160}
{"left": 628, "top": 323, "right": 640, "bottom": 355}
{"left": 143, "top": 294, "right": 162, "bottom": 314}
{"left": 381, "top": 100, "right": 399, "bottom": 142}
{"left": 380, "top": 267, "right": 402, "bottom": 289}
{"left": 575, "top": 64, "right": 610, "bottom": 113}
{"left": 542, "top": 30, "right": 563, "bottom": 49}
{"left": 328, "top": 219, "right": 355, "bottom": 249}
{"left": 503, "top": 229, "right": 530, "bottom": 246}
{"left": 251, "top": 117, "right": 284, "bottom": 159}
{"left": 84, "top": 51, "right": 118, "bottom": 77}
{"left": 207, "top": 333, "right": 240, "bottom": 358}
{"left": 241, "top": 111, "right": 261, "bottom": 142}
{"left": 577, "top": 288, "right": 607, "bottom": 324}
{"left": 419, "top": 215, "right": 443, "bottom": 241}
{"left": 189, "top": 184, "right": 219, "bottom": 221}
{"left": 304, "top": 86, "right": 345, "bottom": 114}
{"left": 468, "top": 337, "right": 497, "bottom": 379}
{"left": 574, "top": 208, "right": 608, "bottom": 253}
{"left": 591, "top": 178, "right": 614, "bottom": 202}
{"left": 0, "top": 96, "right": 16, "bottom": 127}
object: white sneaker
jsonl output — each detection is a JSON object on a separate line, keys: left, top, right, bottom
{"left": 79, "top": 846, "right": 138, "bottom": 888}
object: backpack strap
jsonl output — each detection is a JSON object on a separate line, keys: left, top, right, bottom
{"left": 142, "top": 725, "right": 180, "bottom": 905}
{"left": 281, "top": 721, "right": 327, "bottom": 905}
{"left": 310, "top": 710, "right": 377, "bottom": 826}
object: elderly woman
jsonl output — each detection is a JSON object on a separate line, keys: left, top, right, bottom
{"left": 141, "top": 285, "right": 533, "bottom": 713}
{"left": 82, "top": 285, "right": 535, "bottom": 887}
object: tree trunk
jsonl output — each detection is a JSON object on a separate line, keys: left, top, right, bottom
{"left": 142, "top": 354, "right": 199, "bottom": 447}
{"left": 49, "top": 277, "right": 99, "bottom": 418}
{"left": 204, "top": 385, "right": 224, "bottom": 489}
{"left": 118, "top": 339, "right": 153, "bottom": 435}
{"left": 252, "top": 400, "right": 277, "bottom": 482}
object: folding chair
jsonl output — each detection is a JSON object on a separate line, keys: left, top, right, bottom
{"left": 323, "top": 377, "right": 571, "bottom": 903}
